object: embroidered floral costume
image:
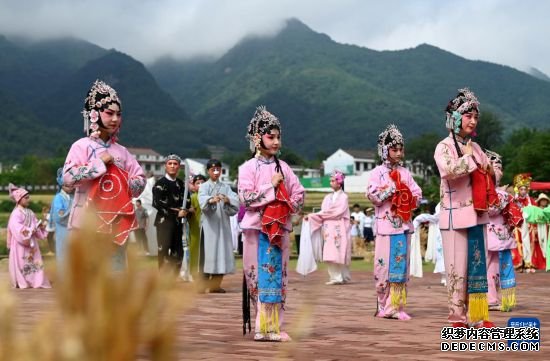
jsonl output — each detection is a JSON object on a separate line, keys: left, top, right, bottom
{"left": 239, "top": 106, "right": 305, "bottom": 342}
{"left": 6, "top": 184, "right": 51, "bottom": 289}
{"left": 367, "top": 125, "right": 422, "bottom": 320}
{"left": 63, "top": 80, "right": 145, "bottom": 268}
{"left": 434, "top": 88, "right": 493, "bottom": 327}
{"left": 485, "top": 151, "right": 521, "bottom": 312}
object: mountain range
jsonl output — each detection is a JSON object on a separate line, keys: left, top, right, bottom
{"left": 1, "top": 19, "right": 550, "bottom": 162}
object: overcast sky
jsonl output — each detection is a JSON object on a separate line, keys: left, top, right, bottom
{"left": 1, "top": 0, "right": 548, "bottom": 75}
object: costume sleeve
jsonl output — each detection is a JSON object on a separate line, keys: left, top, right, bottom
{"left": 51, "top": 194, "right": 70, "bottom": 226}
{"left": 489, "top": 189, "right": 509, "bottom": 216}
{"left": 63, "top": 140, "right": 107, "bottom": 187}
{"left": 434, "top": 142, "right": 477, "bottom": 180}
{"left": 310, "top": 195, "right": 349, "bottom": 222}
{"left": 33, "top": 224, "right": 48, "bottom": 240}
{"left": 124, "top": 150, "right": 146, "bottom": 198}
{"left": 152, "top": 180, "right": 171, "bottom": 217}
{"left": 366, "top": 167, "right": 395, "bottom": 206}
{"left": 7, "top": 210, "right": 33, "bottom": 247}
{"left": 237, "top": 163, "right": 276, "bottom": 209}
{"left": 285, "top": 167, "right": 305, "bottom": 213}
{"left": 198, "top": 182, "right": 218, "bottom": 214}
{"left": 223, "top": 186, "right": 240, "bottom": 217}
{"left": 308, "top": 194, "right": 349, "bottom": 232}
{"left": 406, "top": 170, "right": 423, "bottom": 207}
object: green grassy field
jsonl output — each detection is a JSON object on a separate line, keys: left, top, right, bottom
{"left": 1, "top": 192, "right": 369, "bottom": 207}
{"left": 1, "top": 252, "right": 437, "bottom": 275}
{"left": 302, "top": 192, "right": 371, "bottom": 211}
{"left": 0, "top": 194, "right": 54, "bottom": 203}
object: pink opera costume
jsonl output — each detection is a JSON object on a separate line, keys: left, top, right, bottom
{"left": 62, "top": 80, "right": 146, "bottom": 269}
{"left": 485, "top": 150, "right": 522, "bottom": 312}
{"left": 307, "top": 170, "right": 352, "bottom": 285}
{"left": 6, "top": 184, "right": 51, "bottom": 289}
{"left": 434, "top": 88, "right": 494, "bottom": 328}
{"left": 239, "top": 106, "right": 305, "bottom": 342}
{"left": 367, "top": 124, "right": 421, "bottom": 320}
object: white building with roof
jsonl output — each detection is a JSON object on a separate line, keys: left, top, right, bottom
{"left": 323, "top": 149, "right": 378, "bottom": 176}
{"left": 321, "top": 148, "right": 428, "bottom": 193}
{"left": 127, "top": 147, "right": 165, "bottom": 177}
{"left": 185, "top": 158, "right": 231, "bottom": 184}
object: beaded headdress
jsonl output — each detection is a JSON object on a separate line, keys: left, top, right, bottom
{"left": 377, "top": 124, "right": 404, "bottom": 162}
{"left": 445, "top": 88, "right": 480, "bottom": 134}
{"left": 82, "top": 80, "right": 121, "bottom": 139}
{"left": 246, "top": 105, "right": 282, "bottom": 153}
{"left": 513, "top": 173, "right": 532, "bottom": 194}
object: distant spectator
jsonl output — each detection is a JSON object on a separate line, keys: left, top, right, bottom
{"left": 42, "top": 204, "right": 55, "bottom": 255}
{"left": 134, "top": 199, "right": 150, "bottom": 255}
{"left": 363, "top": 207, "right": 374, "bottom": 243}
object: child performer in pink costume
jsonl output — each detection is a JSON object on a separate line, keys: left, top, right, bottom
{"left": 6, "top": 184, "right": 51, "bottom": 288}
{"left": 307, "top": 170, "right": 352, "bottom": 285}
{"left": 62, "top": 80, "right": 146, "bottom": 269}
{"left": 367, "top": 125, "right": 421, "bottom": 320}
{"left": 239, "top": 106, "right": 305, "bottom": 342}
{"left": 434, "top": 88, "right": 494, "bottom": 328}
{"left": 485, "top": 150, "right": 522, "bottom": 312}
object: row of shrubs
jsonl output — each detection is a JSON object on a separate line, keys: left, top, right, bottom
{"left": 0, "top": 199, "right": 48, "bottom": 213}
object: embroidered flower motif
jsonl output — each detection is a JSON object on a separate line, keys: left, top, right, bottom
{"left": 90, "top": 109, "right": 99, "bottom": 123}
{"left": 451, "top": 111, "right": 462, "bottom": 134}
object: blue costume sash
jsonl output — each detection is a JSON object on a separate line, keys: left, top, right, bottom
{"left": 467, "top": 225, "right": 489, "bottom": 294}
{"left": 389, "top": 233, "right": 408, "bottom": 283}
{"left": 499, "top": 249, "right": 516, "bottom": 290}
{"left": 258, "top": 232, "right": 282, "bottom": 303}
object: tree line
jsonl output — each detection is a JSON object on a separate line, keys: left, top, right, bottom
{"left": 1, "top": 112, "right": 549, "bottom": 202}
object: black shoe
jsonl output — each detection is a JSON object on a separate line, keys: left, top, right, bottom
{"left": 209, "top": 288, "right": 226, "bottom": 293}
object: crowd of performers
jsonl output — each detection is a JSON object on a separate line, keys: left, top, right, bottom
{"left": 4, "top": 80, "right": 549, "bottom": 342}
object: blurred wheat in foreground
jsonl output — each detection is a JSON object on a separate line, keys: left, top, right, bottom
{"left": 0, "top": 212, "right": 193, "bottom": 361}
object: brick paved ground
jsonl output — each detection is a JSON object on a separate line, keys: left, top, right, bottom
{"left": 1, "top": 259, "right": 548, "bottom": 361}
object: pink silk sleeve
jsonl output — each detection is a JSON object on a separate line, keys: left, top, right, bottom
{"left": 284, "top": 166, "right": 305, "bottom": 213}
{"left": 123, "top": 148, "right": 146, "bottom": 198}
{"left": 309, "top": 194, "right": 349, "bottom": 232}
{"left": 63, "top": 141, "right": 107, "bottom": 187}
{"left": 434, "top": 142, "right": 476, "bottom": 181}
{"left": 7, "top": 211, "right": 33, "bottom": 247}
{"left": 366, "top": 167, "right": 395, "bottom": 206}
{"left": 238, "top": 162, "right": 276, "bottom": 209}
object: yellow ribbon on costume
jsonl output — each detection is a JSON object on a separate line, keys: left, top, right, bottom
{"left": 259, "top": 303, "right": 280, "bottom": 335}
{"left": 468, "top": 293, "right": 489, "bottom": 323}
{"left": 501, "top": 287, "right": 516, "bottom": 312}
{"left": 390, "top": 283, "right": 407, "bottom": 308}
